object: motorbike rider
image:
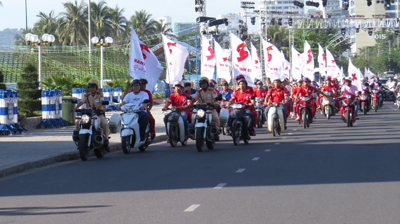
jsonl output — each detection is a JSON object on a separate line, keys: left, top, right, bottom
{"left": 183, "top": 82, "right": 196, "bottom": 95}
{"left": 209, "top": 79, "right": 219, "bottom": 94}
{"left": 235, "top": 75, "right": 254, "bottom": 94}
{"left": 317, "top": 77, "right": 337, "bottom": 109}
{"left": 370, "top": 78, "right": 383, "bottom": 104}
{"left": 118, "top": 79, "right": 150, "bottom": 142}
{"left": 290, "top": 79, "right": 302, "bottom": 118}
{"left": 226, "top": 78, "right": 257, "bottom": 136}
{"left": 73, "top": 79, "right": 110, "bottom": 151}
{"left": 190, "top": 77, "right": 220, "bottom": 128}
{"left": 139, "top": 78, "right": 156, "bottom": 140}
{"left": 254, "top": 80, "right": 268, "bottom": 99}
{"left": 162, "top": 81, "right": 190, "bottom": 138}
{"left": 264, "top": 78, "right": 288, "bottom": 129}
{"left": 220, "top": 79, "right": 233, "bottom": 101}
{"left": 385, "top": 77, "right": 397, "bottom": 103}
{"left": 341, "top": 77, "right": 359, "bottom": 114}
{"left": 295, "top": 77, "right": 325, "bottom": 122}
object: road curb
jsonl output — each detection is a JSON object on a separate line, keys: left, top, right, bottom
{"left": 0, "top": 134, "right": 168, "bottom": 178}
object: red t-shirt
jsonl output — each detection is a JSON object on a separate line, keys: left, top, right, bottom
{"left": 320, "top": 85, "right": 335, "bottom": 92}
{"left": 267, "top": 87, "right": 287, "bottom": 103}
{"left": 254, "top": 88, "right": 267, "bottom": 99}
{"left": 297, "top": 86, "right": 318, "bottom": 98}
{"left": 167, "top": 93, "right": 189, "bottom": 113}
{"left": 235, "top": 86, "right": 254, "bottom": 94}
{"left": 231, "top": 89, "right": 254, "bottom": 105}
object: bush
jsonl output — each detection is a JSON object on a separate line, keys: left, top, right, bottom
{"left": 17, "top": 62, "right": 41, "bottom": 117}
{"left": 0, "top": 70, "right": 6, "bottom": 90}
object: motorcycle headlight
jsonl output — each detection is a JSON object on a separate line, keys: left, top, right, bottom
{"left": 232, "top": 103, "right": 244, "bottom": 109}
{"left": 81, "top": 114, "right": 90, "bottom": 124}
{"left": 301, "top": 96, "right": 310, "bottom": 101}
{"left": 346, "top": 95, "right": 352, "bottom": 99}
{"left": 197, "top": 109, "right": 205, "bottom": 118}
{"left": 360, "top": 96, "right": 367, "bottom": 100}
{"left": 324, "top": 91, "right": 333, "bottom": 96}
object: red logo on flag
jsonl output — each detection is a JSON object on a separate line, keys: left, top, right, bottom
{"left": 307, "top": 49, "right": 313, "bottom": 64}
{"left": 266, "top": 46, "right": 273, "bottom": 62}
{"left": 222, "top": 57, "right": 228, "bottom": 62}
{"left": 237, "top": 43, "right": 249, "bottom": 62}
{"left": 322, "top": 53, "right": 326, "bottom": 61}
{"left": 352, "top": 73, "right": 357, "bottom": 81}
{"left": 167, "top": 42, "right": 176, "bottom": 54}
{"left": 206, "top": 46, "right": 215, "bottom": 61}
{"left": 140, "top": 44, "right": 150, "bottom": 59}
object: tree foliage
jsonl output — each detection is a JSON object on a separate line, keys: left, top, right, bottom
{"left": 17, "top": 63, "right": 41, "bottom": 117}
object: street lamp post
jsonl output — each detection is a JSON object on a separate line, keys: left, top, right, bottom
{"left": 25, "top": 33, "right": 55, "bottom": 89}
{"left": 91, "top": 36, "right": 113, "bottom": 88}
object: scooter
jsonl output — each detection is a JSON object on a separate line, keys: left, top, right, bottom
{"left": 188, "top": 102, "right": 220, "bottom": 152}
{"left": 163, "top": 106, "right": 189, "bottom": 147}
{"left": 298, "top": 96, "right": 313, "bottom": 129}
{"left": 72, "top": 101, "right": 109, "bottom": 161}
{"left": 228, "top": 102, "right": 252, "bottom": 145}
{"left": 109, "top": 100, "right": 152, "bottom": 154}
{"left": 321, "top": 91, "right": 335, "bottom": 119}
{"left": 371, "top": 90, "right": 380, "bottom": 112}
{"left": 341, "top": 94, "right": 357, "bottom": 127}
{"left": 254, "top": 97, "right": 266, "bottom": 128}
{"left": 267, "top": 102, "right": 285, "bottom": 136}
{"left": 359, "top": 89, "right": 371, "bottom": 115}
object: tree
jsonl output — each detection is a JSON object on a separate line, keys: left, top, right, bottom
{"left": 90, "top": 1, "right": 111, "bottom": 38}
{"left": 108, "top": 5, "right": 127, "bottom": 44}
{"left": 58, "top": 0, "right": 88, "bottom": 46}
{"left": 0, "top": 70, "right": 6, "bottom": 90}
{"left": 33, "top": 11, "right": 60, "bottom": 45}
{"left": 127, "top": 10, "right": 157, "bottom": 44}
{"left": 17, "top": 63, "right": 41, "bottom": 117}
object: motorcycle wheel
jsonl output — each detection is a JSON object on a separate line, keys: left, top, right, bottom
{"left": 362, "top": 104, "right": 367, "bottom": 115}
{"left": 374, "top": 102, "right": 378, "bottom": 112}
{"left": 206, "top": 140, "right": 215, "bottom": 150}
{"left": 78, "top": 134, "right": 89, "bottom": 161}
{"left": 326, "top": 107, "right": 331, "bottom": 120}
{"left": 257, "top": 113, "right": 262, "bottom": 128}
{"left": 302, "top": 111, "right": 307, "bottom": 129}
{"left": 169, "top": 126, "right": 178, "bottom": 147}
{"left": 94, "top": 147, "right": 105, "bottom": 159}
{"left": 243, "top": 135, "right": 249, "bottom": 144}
{"left": 196, "top": 127, "right": 205, "bottom": 152}
{"left": 272, "top": 119, "right": 277, "bottom": 137}
{"left": 121, "top": 136, "right": 132, "bottom": 154}
{"left": 231, "top": 119, "right": 241, "bottom": 146}
{"left": 346, "top": 110, "right": 351, "bottom": 127}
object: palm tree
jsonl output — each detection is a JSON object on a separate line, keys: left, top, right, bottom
{"left": 90, "top": 1, "right": 112, "bottom": 38}
{"left": 33, "top": 11, "right": 59, "bottom": 44}
{"left": 108, "top": 5, "right": 127, "bottom": 45}
{"left": 151, "top": 20, "right": 174, "bottom": 45}
{"left": 128, "top": 10, "right": 157, "bottom": 44}
{"left": 58, "top": 0, "right": 88, "bottom": 46}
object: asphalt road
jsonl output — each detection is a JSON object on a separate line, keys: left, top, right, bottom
{"left": 1, "top": 104, "right": 400, "bottom": 224}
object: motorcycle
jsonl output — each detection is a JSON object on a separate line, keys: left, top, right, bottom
{"left": 267, "top": 102, "right": 285, "bottom": 136}
{"left": 188, "top": 102, "right": 220, "bottom": 152}
{"left": 341, "top": 94, "right": 357, "bottom": 127}
{"left": 321, "top": 91, "right": 335, "bottom": 119}
{"left": 72, "top": 101, "right": 109, "bottom": 161}
{"left": 254, "top": 97, "right": 266, "bottom": 128}
{"left": 382, "top": 86, "right": 395, "bottom": 102}
{"left": 228, "top": 102, "right": 252, "bottom": 145}
{"left": 359, "top": 89, "right": 371, "bottom": 115}
{"left": 163, "top": 106, "right": 189, "bottom": 147}
{"left": 298, "top": 96, "right": 313, "bottom": 129}
{"left": 109, "top": 100, "right": 152, "bottom": 154}
{"left": 371, "top": 89, "right": 380, "bottom": 112}
{"left": 219, "top": 98, "right": 230, "bottom": 135}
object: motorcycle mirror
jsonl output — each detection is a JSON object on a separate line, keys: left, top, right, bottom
{"left": 102, "top": 101, "right": 109, "bottom": 105}
{"left": 142, "top": 99, "right": 150, "bottom": 104}
{"left": 250, "top": 96, "right": 256, "bottom": 100}
{"left": 186, "top": 95, "right": 192, "bottom": 100}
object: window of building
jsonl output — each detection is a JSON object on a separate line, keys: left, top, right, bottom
{"left": 272, "top": 6, "right": 276, "bottom": 9}
{"left": 277, "top": 1, "right": 282, "bottom": 3}
{"left": 284, "top": 6, "right": 289, "bottom": 9}
{"left": 276, "top": 6, "right": 282, "bottom": 9}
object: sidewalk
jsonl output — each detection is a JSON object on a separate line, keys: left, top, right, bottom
{"left": 0, "top": 105, "right": 168, "bottom": 177}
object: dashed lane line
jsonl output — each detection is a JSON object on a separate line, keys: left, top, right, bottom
{"left": 252, "top": 157, "right": 260, "bottom": 161}
{"left": 236, "top": 168, "right": 246, "bottom": 173}
{"left": 184, "top": 204, "right": 201, "bottom": 212}
{"left": 214, "top": 183, "right": 227, "bottom": 189}
{"left": 265, "top": 149, "right": 271, "bottom": 152}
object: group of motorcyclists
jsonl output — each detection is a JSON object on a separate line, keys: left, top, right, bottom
{"left": 72, "top": 73, "right": 398, "bottom": 157}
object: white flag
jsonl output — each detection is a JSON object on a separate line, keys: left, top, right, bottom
{"left": 251, "top": 43, "right": 262, "bottom": 81}
{"left": 129, "top": 26, "right": 146, "bottom": 79}
{"left": 348, "top": 58, "right": 362, "bottom": 90}
{"left": 284, "top": 58, "right": 290, "bottom": 81}
{"left": 162, "top": 34, "right": 189, "bottom": 84}
{"left": 291, "top": 46, "right": 302, "bottom": 81}
{"left": 201, "top": 35, "right": 216, "bottom": 80}
{"left": 139, "top": 40, "right": 164, "bottom": 92}
{"left": 303, "top": 41, "right": 314, "bottom": 81}
{"left": 214, "top": 40, "right": 231, "bottom": 83}
{"left": 326, "top": 48, "right": 338, "bottom": 79}
{"left": 230, "top": 33, "right": 254, "bottom": 86}
{"left": 262, "top": 39, "right": 283, "bottom": 80}
{"left": 318, "top": 43, "right": 326, "bottom": 77}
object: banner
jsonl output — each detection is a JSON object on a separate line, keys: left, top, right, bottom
{"left": 129, "top": 26, "right": 146, "bottom": 79}
{"left": 230, "top": 33, "right": 254, "bottom": 86}
{"left": 251, "top": 43, "right": 262, "bottom": 81}
{"left": 162, "top": 34, "right": 189, "bottom": 84}
{"left": 326, "top": 48, "right": 338, "bottom": 79}
{"left": 318, "top": 43, "right": 326, "bottom": 77}
{"left": 303, "top": 41, "right": 314, "bottom": 81}
{"left": 291, "top": 46, "right": 302, "bottom": 81}
{"left": 348, "top": 58, "right": 362, "bottom": 90}
{"left": 214, "top": 40, "right": 231, "bottom": 83}
{"left": 262, "top": 39, "right": 283, "bottom": 80}
{"left": 201, "top": 35, "right": 216, "bottom": 80}
{"left": 139, "top": 40, "right": 164, "bottom": 92}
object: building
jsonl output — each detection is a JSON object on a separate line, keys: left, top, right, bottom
{"left": 156, "top": 16, "right": 172, "bottom": 30}
{"left": 174, "top": 23, "right": 200, "bottom": 37}
{"left": 385, "top": 0, "right": 400, "bottom": 18}
{"left": 349, "top": 0, "right": 386, "bottom": 54}
{"left": 215, "top": 13, "right": 242, "bottom": 34}
{"left": 324, "top": 0, "right": 349, "bottom": 18}
{"left": 259, "top": 0, "right": 304, "bottom": 26}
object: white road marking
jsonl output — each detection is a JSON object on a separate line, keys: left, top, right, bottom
{"left": 275, "top": 142, "right": 280, "bottom": 145}
{"left": 184, "top": 204, "right": 201, "bottom": 212}
{"left": 265, "top": 149, "right": 271, "bottom": 152}
{"left": 293, "top": 129, "right": 297, "bottom": 131}
{"left": 288, "top": 133, "right": 293, "bottom": 135}
{"left": 214, "top": 183, "right": 227, "bottom": 189}
{"left": 236, "top": 168, "right": 246, "bottom": 173}
{"left": 252, "top": 157, "right": 260, "bottom": 161}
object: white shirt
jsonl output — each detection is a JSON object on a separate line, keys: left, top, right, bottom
{"left": 123, "top": 91, "right": 149, "bottom": 110}
{"left": 387, "top": 80, "right": 397, "bottom": 91}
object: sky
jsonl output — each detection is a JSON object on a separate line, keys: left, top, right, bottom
{"left": 0, "top": 0, "right": 260, "bottom": 32}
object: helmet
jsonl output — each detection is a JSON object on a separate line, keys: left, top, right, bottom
{"left": 210, "top": 79, "right": 216, "bottom": 86}
{"left": 199, "top": 76, "right": 210, "bottom": 86}
{"left": 326, "top": 77, "right": 331, "bottom": 81}
{"left": 236, "top": 75, "right": 245, "bottom": 80}
{"left": 174, "top": 81, "right": 184, "bottom": 88}
{"left": 344, "top": 77, "right": 352, "bottom": 82}
{"left": 88, "top": 79, "right": 100, "bottom": 89}
{"left": 238, "top": 79, "right": 247, "bottom": 85}
{"left": 221, "top": 79, "right": 229, "bottom": 86}
{"left": 131, "top": 79, "right": 141, "bottom": 85}
{"left": 256, "top": 80, "right": 263, "bottom": 85}
{"left": 140, "top": 77, "right": 148, "bottom": 84}
{"left": 296, "top": 79, "right": 303, "bottom": 83}
{"left": 303, "top": 77, "right": 311, "bottom": 82}
{"left": 332, "top": 78, "right": 338, "bottom": 81}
